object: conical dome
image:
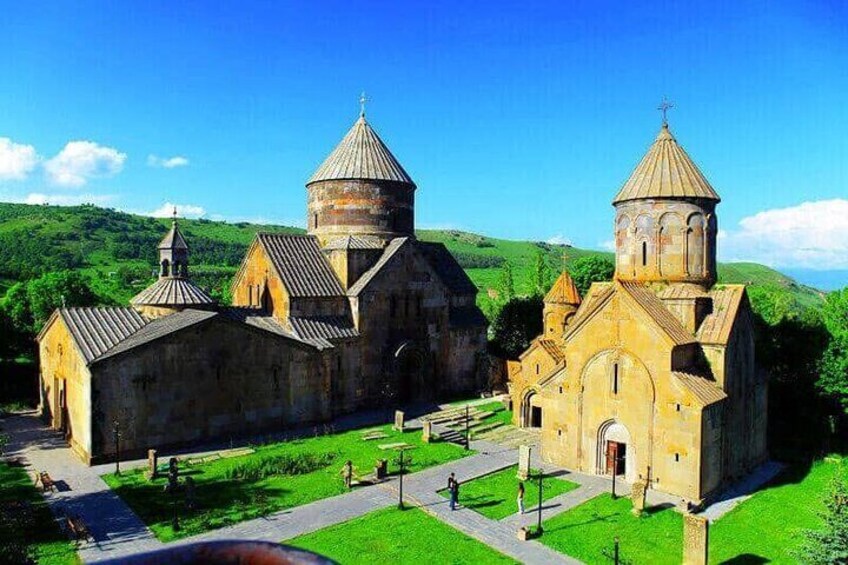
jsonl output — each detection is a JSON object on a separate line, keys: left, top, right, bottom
{"left": 613, "top": 124, "right": 720, "bottom": 204}
{"left": 545, "top": 271, "right": 582, "bottom": 305}
{"left": 307, "top": 116, "right": 415, "bottom": 187}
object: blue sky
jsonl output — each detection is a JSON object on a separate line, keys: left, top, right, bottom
{"left": 1, "top": 1, "right": 847, "bottom": 274}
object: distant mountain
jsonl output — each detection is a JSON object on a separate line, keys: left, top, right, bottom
{"left": 0, "top": 202, "right": 825, "bottom": 316}
{"left": 782, "top": 269, "right": 848, "bottom": 292}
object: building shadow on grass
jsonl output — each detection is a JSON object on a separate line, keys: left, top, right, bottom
{"left": 544, "top": 512, "right": 617, "bottom": 533}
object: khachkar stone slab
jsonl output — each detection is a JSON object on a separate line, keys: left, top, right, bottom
{"left": 517, "top": 445, "right": 531, "bottom": 480}
{"left": 393, "top": 410, "right": 405, "bottom": 431}
{"left": 630, "top": 479, "right": 648, "bottom": 516}
{"left": 146, "top": 449, "right": 158, "bottom": 480}
{"left": 683, "top": 512, "right": 709, "bottom": 565}
{"left": 422, "top": 420, "right": 432, "bottom": 443}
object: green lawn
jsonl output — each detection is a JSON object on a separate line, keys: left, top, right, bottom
{"left": 711, "top": 458, "right": 846, "bottom": 564}
{"left": 538, "top": 458, "right": 847, "bottom": 565}
{"left": 540, "top": 493, "right": 682, "bottom": 565}
{"left": 0, "top": 461, "right": 78, "bottom": 565}
{"left": 440, "top": 465, "right": 579, "bottom": 520}
{"left": 104, "top": 423, "right": 472, "bottom": 542}
{"left": 286, "top": 506, "right": 518, "bottom": 564}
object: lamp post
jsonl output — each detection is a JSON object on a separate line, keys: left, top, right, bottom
{"left": 536, "top": 469, "right": 544, "bottom": 536}
{"left": 464, "top": 404, "right": 470, "bottom": 450}
{"left": 398, "top": 448, "right": 405, "bottom": 509}
{"left": 614, "top": 536, "right": 620, "bottom": 565}
{"left": 113, "top": 420, "right": 122, "bottom": 476}
{"left": 171, "top": 484, "right": 180, "bottom": 532}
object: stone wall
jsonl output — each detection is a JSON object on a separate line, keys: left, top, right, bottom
{"left": 231, "top": 242, "right": 291, "bottom": 320}
{"left": 90, "top": 317, "right": 323, "bottom": 462}
{"left": 615, "top": 198, "right": 717, "bottom": 287}
{"left": 307, "top": 179, "right": 415, "bottom": 242}
{"left": 38, "top": 316, "right": 93, "bottom": 462}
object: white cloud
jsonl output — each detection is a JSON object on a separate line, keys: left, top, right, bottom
{"left": 0, "top": 138, "right": 39, "bottom": 181}
{"left": 147, "top": 202, "right": 206, "bottom": 219}
{"left": 147, "top": 154, "right": 189, "bottom": 169}
{"left": 546, "top": 234, "right": 572, "bottom": 246}
{"left": 600, "top": 239, "right": 616, "bottom": 251}
{"left": 21, "top": 192, "right": 115, "bottom": 206}
{"left": 45, "top": 141, "right": 126, "bottom": 187}
{"left": 720, "top": 199, "right": 848, "bottom": 269}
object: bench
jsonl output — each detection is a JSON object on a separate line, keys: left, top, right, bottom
{"left": 66, "top": 515, "right": 92, "bottom": 543}
{"left": 38, "top": 471, "right": 56, "bottom": 493}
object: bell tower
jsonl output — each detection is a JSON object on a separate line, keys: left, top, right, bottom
{"left": 158, "top": 207, "right": 190, "bottom": 278}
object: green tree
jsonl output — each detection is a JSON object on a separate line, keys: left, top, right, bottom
{"left": 818, "top": 288, "right": 848, "bottom": 415}
{"left": 497, "top": 262, "right": 515, "bottom": 302}
{"left": 798, "top": 468, "right": 848, "bottom": 564}
{"left": 490, "top": 296, "right": 543, "bottom": 359}
{"left": 532, "top": 249, "right": 549, "bottom": 297}
{"left": 568, "top": 256, "right": 614, "bottom": 297}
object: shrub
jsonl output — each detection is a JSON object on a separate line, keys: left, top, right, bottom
{"left": 224, "top": 451, "right": 336, "bottom": 481}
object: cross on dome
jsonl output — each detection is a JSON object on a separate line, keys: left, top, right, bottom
{"left": 657, "top": 97, "right": 674, "bottom": 126}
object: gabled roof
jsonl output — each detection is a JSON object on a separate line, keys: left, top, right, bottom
{"left": 130, "top": 277, "right": 216, "bottom": 307}
{"left": 347, "top": 237, "right": 410, "bottom": 296}
{"left": 673, "top": 371, "right": 728, "bottom": 406}
{"left": 656, "top": 285, "right": 708, "bottom": 300}
{"left": 618, "top": 281, "right": 696, "bottom": 346}
{"left": 256, "top": 233, "right": 345, "bottom": 297}
{"left": 158, "top": 221, "right": 189, "bottom": 250}
{"left": 220, "top": 307, "right": 302, "bottom": 341}
{"left": 307, "top": 116, "right": 415, "bottom": 187}
{"left": 289, "top": 315, "right": 359, "bottom": 349}
{"left": 563, "top": 283, "right": 616, "bottom": 342}
{"left": 322, "top": 235, "right": 385, "bottom": 251}
{"left": 545, "top": 271, "right": 582, "bottom": 305}
{"left": 613, "top": 124, "right": 720, "bottom": 204}
{"left": 49, "top": 307, "right": 149, "bottom": 365}
{"left": 519, "top": 338, "right": 566, "bottom": 363}
{"left": 696, "top": 285, "right": 747, "bottom": 345}
{"left": 416, "top": 241, "right": 479, "bottom": 296}
{"left": 96, "top": 309, "right": 218, "bottom": 362}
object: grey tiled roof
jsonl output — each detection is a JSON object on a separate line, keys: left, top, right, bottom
{"left": 696, "top": 285, "right": 747, "bottom": 345}
{"left": 416, "top": 241, "right": 479, "bottom": 295}
{"left": 613, "top": 124, "right": 720, "bottom": 204}
{"left": 322, "top": 235, "right": 385, "bottom": 251}
{"left": 307, "top": 116, "right": 415, "bottom": 187}
{"left": 347, "top": 237, "right": 410, "bottom": 296}
{"left": 257, "top": 234, "right": 345, "bottom": 297}
{"left": 130, "top": 277, "right": 216, "bottom": 307}
{"left": 289, "top": 315, "right": 359, "bottom": 348}
{"left": 220, "top": 307, "right": 299, "bottom": 339}
{"left": 97, "top": 309, "right": 218, "bottom": 362}
{"left": 57, "top": 308, "right": 148, "bottom": 364}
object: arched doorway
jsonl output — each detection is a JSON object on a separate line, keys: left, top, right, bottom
{"left": 597, "top": 420, "right": 635, "bottom": 483}
{"left": 521, "top": 389, "right": 543, "bottom": 428}
{"left": 394, "top": 342, "right": 427, "bottom": 403}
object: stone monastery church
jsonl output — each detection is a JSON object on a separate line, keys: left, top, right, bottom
{"left": 509, "top": 122, "right": 768, "bottom": 504}
{"left": 37, "top": 110, "right": 488, "bottom": 464}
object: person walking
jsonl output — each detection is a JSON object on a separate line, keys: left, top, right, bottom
{"left": 517, "top": 481, "right": 525, "bottom": 515}
{"left": 448, "top": 472, "right": 458, "bottom": 510}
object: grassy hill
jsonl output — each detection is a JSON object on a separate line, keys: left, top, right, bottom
{"left": 0, "top": 202, "right": 824, "bottom": 315}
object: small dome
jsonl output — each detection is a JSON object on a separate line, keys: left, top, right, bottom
{"left": 613, "top": 124, "right": 720, "bottom": 204}
{"left": 130, "top": 278, "right": 216, "bottom": 308}
{"left": 307, "top": 116, "right": 415, "bottom": 187}
{"left": 545, "top": 271, "right": 582, "bottom": 305}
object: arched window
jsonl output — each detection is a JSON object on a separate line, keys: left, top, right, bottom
{"left": 313, "top": 213, "right": 318, "bottom": 229}
{"left": 641, "top": 241, "right": 647, "bottom": 266}
{"left": 612, "top": 362, "right": 620, "bottom": 395}
{"left": 161, "top": 259, "right": 170, "bottom": 277}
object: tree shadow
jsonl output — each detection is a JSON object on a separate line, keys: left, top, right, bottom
{"left": 719, "top": 554, "right": 770, "bottom": 564}
{"left": 544, "top": 512, "right": 617, "bottom": 533}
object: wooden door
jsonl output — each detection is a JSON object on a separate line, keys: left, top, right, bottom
{"left": 605, "top": 441, "right": 618, "bottom": 475}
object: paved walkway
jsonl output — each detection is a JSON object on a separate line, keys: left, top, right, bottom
{"left": 700, "top": 460, "right": 785, "bottom": 521}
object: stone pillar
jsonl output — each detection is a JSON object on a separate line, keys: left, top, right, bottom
{"left": 422, "top": 420, "right": 432, "bottom": 443}
{"left": 683, "top": 513, "right": 709, "bottom": 565}
{"left": 393, "top": 410, "right": 405, "bottom": 432}
{"left": 517, "top": 445, "right": 531, "bottom": 480}
{"left": 630, "top": 479, "right": 648, "bottom": 516}
{"left": 147, "top": 449, "right": 158, "bottom": 480}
